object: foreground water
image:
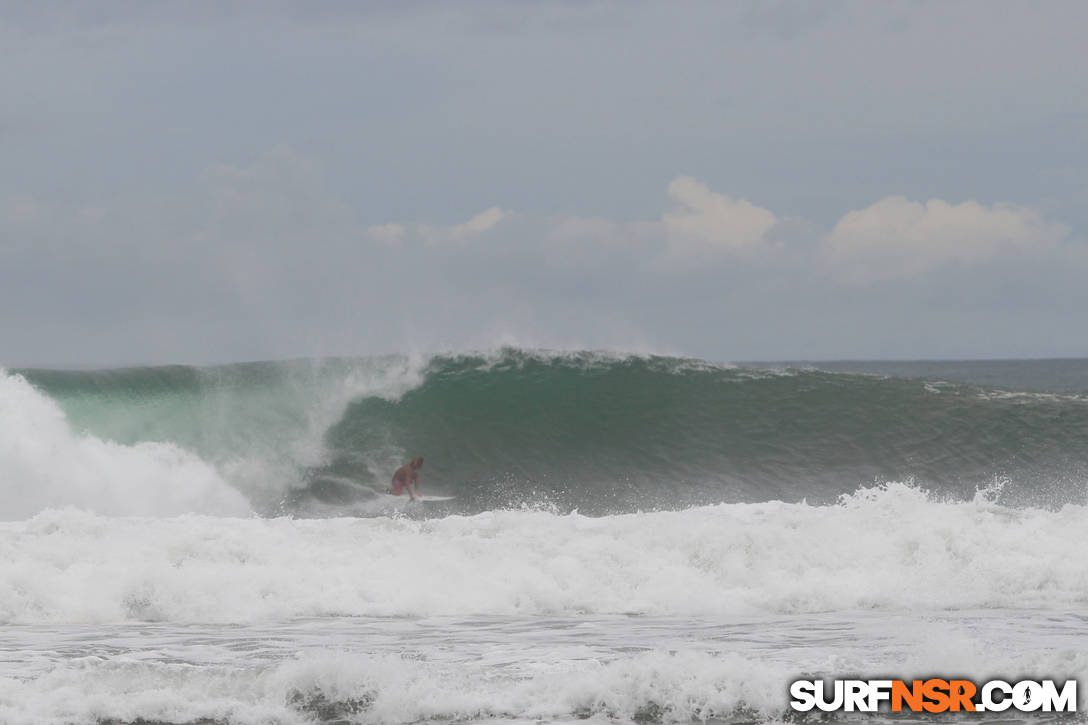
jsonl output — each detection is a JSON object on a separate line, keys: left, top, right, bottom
{"left": 2, "top": 350, "right": 1086, "bottom": 723}
{"left": 2, "top": 611, "right": 1084, "bottom": 724}
{"left": 1, "top": 495, "right": 1085, "bottom": 724}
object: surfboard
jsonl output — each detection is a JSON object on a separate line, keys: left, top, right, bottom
{"left": 378, "top": 493, "right": 455, "bottom": 503}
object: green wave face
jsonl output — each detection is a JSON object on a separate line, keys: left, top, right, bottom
{"left": 17, "top": 350, "right": 1088, "bottom": 516}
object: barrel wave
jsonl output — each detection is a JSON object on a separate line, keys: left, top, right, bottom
{"left": 7, "top": 348, "right": 1088, "bottom": 517}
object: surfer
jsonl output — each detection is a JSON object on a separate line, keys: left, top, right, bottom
{"left": 389, "top": 456, "right": 424, "bottom": 500}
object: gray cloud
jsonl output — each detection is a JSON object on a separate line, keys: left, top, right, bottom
{"left": 2, "top": 2, "right": 1087, "bottom": 364}
{"left": 741, "top": 0, "right": 835, "bottom": 39}
{"left": 3, "top": 147, "right": 1083, "bottom": 365}
{"left": 0, "top": 1, "right": 422, "bottom": 30}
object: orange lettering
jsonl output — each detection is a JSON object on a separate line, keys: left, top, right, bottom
{"left": 948, "top": 680, "right": 976, "bottom": 712}
{"left": 922, "top": 679, "right": 951, "bottom": 713}
{"left": 892, "top": 680, "right": 924, "bottom": 712}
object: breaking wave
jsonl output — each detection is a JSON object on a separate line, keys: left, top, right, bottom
{"left": 4, "top": 348, "right": 1088, "bottom": 518}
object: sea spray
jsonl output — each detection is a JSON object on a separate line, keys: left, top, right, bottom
{"left": 0, "top": 371, "right": 250, "bottom": 518}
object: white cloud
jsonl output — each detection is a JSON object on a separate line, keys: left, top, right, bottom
{"left": 662, "top": 176, "right": 777, "bottom": 254}
{"left": 367, "top": 206, "right": 511, "bottom": 247}
{"left": 826, "top": 196, "right": 1070, "bottom": 280}
{"left": 424, "top": 206, "right": 509, "bottom": 245}
{"left": 534, "top": 177, "right": 779, "bottom": 265}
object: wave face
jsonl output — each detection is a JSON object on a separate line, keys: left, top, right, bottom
{"left": 7, "top": 349, "right": 1088, "bottom": 517}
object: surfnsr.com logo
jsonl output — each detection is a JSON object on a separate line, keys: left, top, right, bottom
{"left": 790, "top": 679, "right": 1077, "bottom": 713}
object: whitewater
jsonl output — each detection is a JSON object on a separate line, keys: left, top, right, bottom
{"left": 1, "top": 350, "right": 1086, "bottom": 724}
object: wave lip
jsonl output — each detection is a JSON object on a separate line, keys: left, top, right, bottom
{"left": 3, "top": 356, "right": 431, "bottom": 518}
{"left": 2, "top": 483, "right": 1085, "bottom": 625}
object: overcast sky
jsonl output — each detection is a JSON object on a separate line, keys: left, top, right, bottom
{"left": 2, "top": 1, "right": 1087, "bottom": 365}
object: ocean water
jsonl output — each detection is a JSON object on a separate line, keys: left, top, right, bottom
{"left": 1, "top": 349, "right": 1086, "bottom": 724}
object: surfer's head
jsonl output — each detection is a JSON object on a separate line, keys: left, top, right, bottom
{"left": 411, "top": 456, "right": 424, "bottom": 469}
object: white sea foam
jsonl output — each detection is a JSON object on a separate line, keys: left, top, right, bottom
{"left": 0, "top": 371, "right": 252, "bottom": 519}
{"left": 976, "top": 388, "right": 1088, "bottom": 404}
{"left": 1, "top": 482, "right": 1085, "bottom": 624}
{"left": 2, "top": 620, "right": 1085, "bottom": 725}
{"left": 0, "top": 649, "right": 794, "bottom": 725}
